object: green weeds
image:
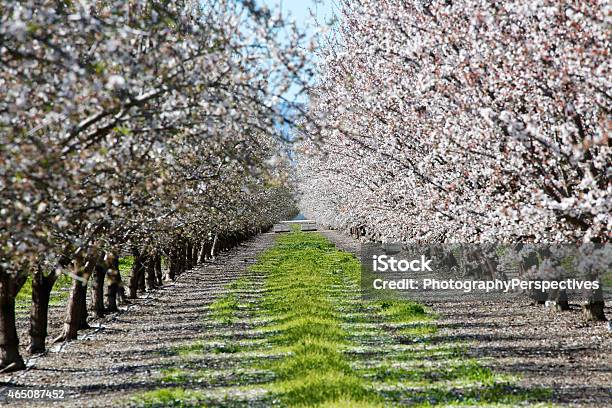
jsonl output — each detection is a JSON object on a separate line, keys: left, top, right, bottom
{"left": 119, "top": 256, "right": 134, "bottom": 276}
{"left": 15, "top": 273, "right": 72, "bottom": 311}
{"left": 250, "top": 232, "right": 378, "bottom": 406}
{"left": 210, "top": 293, "right": 240, "bottom": 324}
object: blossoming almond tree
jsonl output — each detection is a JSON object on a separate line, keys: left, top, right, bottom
{"left": 0, "top": 0, "right": 310, "bottom": 372}
{"left": 297, "top": 0, "right": 610, "bottom": 319}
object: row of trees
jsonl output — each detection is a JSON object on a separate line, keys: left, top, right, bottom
{"left": 1, "top": 0, "right": 309, "bottom": 372}
{"left": 297, "top": 1, "right": 610, "bottom": 318}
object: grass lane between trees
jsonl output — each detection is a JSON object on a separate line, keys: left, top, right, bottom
{"left": 132, "top": 232, "right": 551, "bottom": 407}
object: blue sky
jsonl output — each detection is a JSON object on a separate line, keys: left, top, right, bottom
{"left": 260, "top": 0, "right": 336, "bottom": 33}
{"left": 259, "top": 0, "right": 336, "bottom": 104}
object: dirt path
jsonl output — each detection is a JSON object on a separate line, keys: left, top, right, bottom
{"left": 0, "top": 233, "right": 277, "bottom": 407}
{"left": 321, "top": 230, "right": 612, "bottom": 407}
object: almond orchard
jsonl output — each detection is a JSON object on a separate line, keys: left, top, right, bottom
{"left": 1, "top": 0, "right": 314, "bottom": 372}
{"left": 297, "top": 0, "right": 610, "bottom": 318}
{"left": 0, "top": 1, "right": 610, "bottom": 407}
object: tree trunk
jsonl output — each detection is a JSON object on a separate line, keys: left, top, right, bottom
{"left": 198, "top": 241, "right": 209, "bottom": 264}
{"left": 0, "top": 273, "right": 27, "bottom": 372}
{"left": 54, "top": 258, "right": 92, "bottom": 343}
{"left": 211, "top": 234, "right": 219, "bottom": 258}
{"left": 167, "top": 247, "right": 176, "bottom": 281}
{"left": 106, "top": 259, "right": 119, "bottom": 312}
{"left": 547, "top": 288, "right": 570, "bottom": 311}
{"left": 91, "top": 260, "right": 107, "bottom": 318}
{"left": 78, "top": 277, "right": 90, "bottom": 330}
{"left": 518, "top": 249, "right": 547, "bottom": 304}
{"left": 185, "top": 242, "right": 193, "bottom": 270}
{"left": 582, "top": 283, "right": 606, "bottom": 321}
{"left": 28, "top": 267, "right": 58, "bottom": 354}
{"left": 138, "top": 260, "right": 146, "bottom": 293}
{"left": 117, "top": 272, "right": 127, "bottom": 304}
{"left": 145, "top": 255, "right": 157, "bottom": 291}
{"left": 128, "top": 248, "right": 144, "bottom": 298}
{"left": 106, "top": 255, "right": 127, "bottom": 311}
{"left": 154, "top": 254, "right": 163, "bottom": 286}
{"left": 191, "top": 242, "right": 198, "bottom": 267}
{"left": 557, "top": 289, "right": 570, "bottom": 311}
{"left": 55, "top": 278, "right": 82, "bottom": 342}
{"left": 177, "top": 243, "right": 185, "bottom": 275}
{"left": 583, "top": 301, "right": 606, "bottom": 321}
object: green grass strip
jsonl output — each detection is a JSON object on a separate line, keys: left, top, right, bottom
{"left": 250, "top": 232, "right": 380, "bottom": 406}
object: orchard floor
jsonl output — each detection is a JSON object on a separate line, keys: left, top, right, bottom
{"left": 0, "top": 234, "right": 277, "bottom": 407}
{"left": 323, "top": 231, "right": 612, "bottom": 407}
{"left": 0, "top": 231, "right": 609, "bottom": 407}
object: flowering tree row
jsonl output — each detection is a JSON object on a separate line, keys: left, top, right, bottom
{"left": 297, "top": 1, "right": 610, "bottom": 319}
{"left": 0, "top": 0, "right": 309, "bottom": 372}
